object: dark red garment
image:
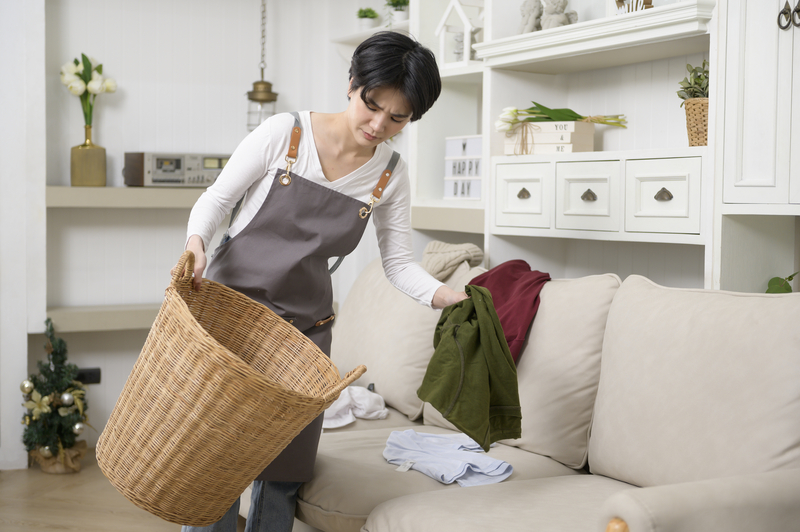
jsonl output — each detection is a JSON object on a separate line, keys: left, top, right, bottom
{"left": 469, "top": 260, "right": 550, "bottom": 363}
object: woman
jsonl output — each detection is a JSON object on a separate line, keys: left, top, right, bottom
{"left": 180, "top": 32, "right": 468, "bottom": 532}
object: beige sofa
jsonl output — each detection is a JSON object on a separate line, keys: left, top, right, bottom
{"left": 293, "top": 257, "right": 800, "bottom": 532}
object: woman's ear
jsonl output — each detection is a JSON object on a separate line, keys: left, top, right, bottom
{"left": 347, "top": 78, "right": 354, "bottom": 99}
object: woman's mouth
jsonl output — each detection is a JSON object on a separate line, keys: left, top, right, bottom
{"left": 362, "top": 130, "right": 378, "bottom": 141}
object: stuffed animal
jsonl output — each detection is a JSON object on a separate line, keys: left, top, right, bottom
{"left": 519, "top": 0, "right": 543, "bottom": 33}
{"left": 541, "top": 0, "right": 578, "bottom": 30}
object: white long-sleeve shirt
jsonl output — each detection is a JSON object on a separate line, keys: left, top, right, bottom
{"left": 186, "top": 111, "right": 443, "bottom": 307}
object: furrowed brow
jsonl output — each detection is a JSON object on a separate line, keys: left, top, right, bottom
{"left": 366, "top": 96, "right": 411, "bottom": 119}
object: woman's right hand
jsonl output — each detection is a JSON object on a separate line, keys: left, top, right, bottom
{"left": 179, "top": 235, "right": 206, "bottom": 291}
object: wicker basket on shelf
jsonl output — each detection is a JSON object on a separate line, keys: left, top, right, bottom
{"left": 684, "top": 97, "right": 709, "bottom": 147}
{"left": 96, "top": 250, "right": 365, "bottom": 527}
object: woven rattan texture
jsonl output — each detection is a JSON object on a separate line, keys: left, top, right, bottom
{"left": 684, "top": 97, "right": 709, "bottom": 147}
{"left": 96, "top": 251, "right": 365, "bottom": 526}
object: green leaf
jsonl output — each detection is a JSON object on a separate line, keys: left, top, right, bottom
{"left": 766, "top": 277, "right": 793, "bottom": 293}
{"left": 96, "top": 64, "right": 103, "bottom": 75}
{"left": 81, "top": 54, "right": 92, "bottom": 83}
{"left": 531, "top": 101, "right": 584, "bottom": 122}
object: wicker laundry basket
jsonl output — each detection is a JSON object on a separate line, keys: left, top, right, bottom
{"left": 96, "top": 251, "right": 365, "bottom": 527}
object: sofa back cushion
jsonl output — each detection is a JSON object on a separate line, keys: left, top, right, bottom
{"left": 589, "top": 275, "right": 800, "bottom": 487}
{"left": 497, "top": 274, "right": 621, "bottom": 469}
{"left": 423, "top": 273, "right": 621, "bottom": 471}
{"left": 331, "top": 259, "right": 442, "bottom": 419}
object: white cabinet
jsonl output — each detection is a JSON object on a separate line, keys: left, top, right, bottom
{"left": 556, "top": 160, "right": 621, "bottom": 232}
{"left": 722, "top": 0, "right": 800, "bottom": 205}
{"left": 625, "top": 157, "right": 701, "bottom": 234}
{"left": 495, "top": 162, "right": 551, "bottom": 229}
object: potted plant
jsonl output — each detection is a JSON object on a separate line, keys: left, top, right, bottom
{"left": 358, "top": 7, "right": 380, "bottom": 30}
{"left": 386, "top": 0, "right": 409, "bottom": 22}
{"left": 677, "top": 59, "right": 709, "bottom": 147}
{"left": 766, "top": 271, "right": 799, "bottom": 293}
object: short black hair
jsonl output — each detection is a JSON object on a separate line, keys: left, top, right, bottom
{"left": 349, "top": 32, "right": 441, "bottom": 122}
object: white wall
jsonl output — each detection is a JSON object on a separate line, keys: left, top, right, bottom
{"left": 19, "top": 0, "right": 407, "bottom": 457}
{"left": 1, "top": 0, "right": 46, "bottom": 470}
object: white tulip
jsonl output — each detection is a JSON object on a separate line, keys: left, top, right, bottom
{"left": 68, "top": 79, "right": 86, "bottom": 96}
{"left": 91, "top": 70, "right": 103, "bottom": 82}
{"left": 495, "top": 119, "right": 513, "bottom": 132}
{"left": 76, "top": 61, "right": 84, "bottom": 74}
{"left": 499, "top": 108, "right": 518, "bottom": 120}
{"left": 103, "top": 78, "right": 118, "bottom": 93}
{"left": 60, "top": 72, "right": 79, "bottom": 86}
{"left": 61, "top": 61, "right": 78, "bottom": 75}
{"left": 87, "top": 78, "right": 106, "bottom": 95}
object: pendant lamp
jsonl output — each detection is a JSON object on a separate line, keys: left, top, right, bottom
{"left": 247, "top": 0, "right": 278, "bottom": 131}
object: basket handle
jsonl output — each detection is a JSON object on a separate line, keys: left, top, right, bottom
{"left": 322, "top": 364, "right": 367, "bottom": 403}
{"left": 171, "top": 250, "right": 195, "bottom": 288}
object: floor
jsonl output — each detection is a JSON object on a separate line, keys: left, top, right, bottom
{"left": 0, "top": 450, "right": 246, "bottom": 532}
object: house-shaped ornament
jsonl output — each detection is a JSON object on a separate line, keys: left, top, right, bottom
{"left": 435, "top": 0, "right": 484, "bottom": 70}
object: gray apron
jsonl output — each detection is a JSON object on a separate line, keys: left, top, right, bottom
{"left": 205, "top": 112, "right": 398, "bottom": 482}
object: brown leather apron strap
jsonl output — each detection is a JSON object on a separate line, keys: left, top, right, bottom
{"left": 359, "top": 151, "right": 400, "bottom": 220}
{"left": 279, "top": 112, "right": 303, "bottom": 186}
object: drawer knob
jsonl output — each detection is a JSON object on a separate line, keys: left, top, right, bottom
{"left": 654, "top": 187, "right": 674, "bottom": 201}
{"left": 517, "top": 187, "right": 531, "bottom": 199}
{"left": 581, "top": 189, "right": 598, "bottom": 202}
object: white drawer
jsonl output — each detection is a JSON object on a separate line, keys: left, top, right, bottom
{"left": 625, "top": 157, "right": 701, "bottom": 234}
{"left": 556, "top": 161, "right": 620, "bottom": 232}
{"left": 495, "top": 162, "right": 551, "bottom": 229}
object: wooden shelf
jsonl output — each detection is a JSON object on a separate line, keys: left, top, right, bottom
{"left": 473, "top": 0, "right": 714, "bottom": 74}
{"left": 412, "top": 201, "right": 484, "bottom": 234}
{"left": 46, "top": 186, "right": 204, "bottom": 208}
{"left": 47, "top": 304, "right": 160, "bottom": 333}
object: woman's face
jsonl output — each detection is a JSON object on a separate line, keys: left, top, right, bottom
{"left": 347, "top": 85, "right": 412, "bottom": 148}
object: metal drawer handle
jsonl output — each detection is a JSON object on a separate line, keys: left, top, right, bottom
{"left": 654, "top": 187, "right": 674, "bottom": 201}
{"left": 794, "top": 0, "right": 800, "bottom": 27}
{"left": 517, "top": 187, "right": 531, "bottom": 199}
{"left": 778, "top": 0, "right": 792, "bottom": 29}
{"left": 581, "top": 189, "right": 597, "bottom": 202}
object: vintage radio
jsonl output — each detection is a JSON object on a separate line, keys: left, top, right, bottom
{"left": 123, "top": 152, "right": 230, "bottom": 187}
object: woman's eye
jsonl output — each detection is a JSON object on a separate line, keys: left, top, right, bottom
{"left": 366, "top": 105, "right": 376, "bottom": 112}
{"left": 391, "top": 117, "right": 402, "bottom": 123}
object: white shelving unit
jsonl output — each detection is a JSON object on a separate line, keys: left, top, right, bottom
{"left": 402, "top": 0, "right": 724, "bottom": 289}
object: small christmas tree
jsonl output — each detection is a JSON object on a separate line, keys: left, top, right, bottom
{"left": 21, "top": 318, "right": 90, "bottom": 473}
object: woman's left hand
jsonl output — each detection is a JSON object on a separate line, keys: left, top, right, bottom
{"left": 431, "top": 285, "right": 469, "bottom": 309}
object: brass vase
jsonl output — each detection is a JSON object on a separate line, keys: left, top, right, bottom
{"left": 70, "top": 125, "right": 107, "bottom": 186}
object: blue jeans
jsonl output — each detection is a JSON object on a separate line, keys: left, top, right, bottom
{"left": 181, "top": 480, "right": 303, "bottom": 532}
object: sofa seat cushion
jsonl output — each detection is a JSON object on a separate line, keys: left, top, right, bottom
{"left": 589, "top": 275, "right": 800, "bottom": 487}
{"left": 323, "top": 406, "right": 421, "bottom": 434}
{"left": 297, "top": 426, "right": 581, "bottom": 532}
{"left": 362, "top": 474, "right": 634, "bottom": 532}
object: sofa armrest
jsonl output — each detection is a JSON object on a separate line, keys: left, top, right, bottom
{"left": 600, "top": 468, "right": 800, "bottom": 532}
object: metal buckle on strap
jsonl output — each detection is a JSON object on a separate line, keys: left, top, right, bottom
{"left": 280, "top": 156, "right": 296, "bottom": 186}
{"left": 358, "top": 195, "right": 378, "bottom": 219}
{"left": 315, "top": 314, "right": 335, "bottom": 327}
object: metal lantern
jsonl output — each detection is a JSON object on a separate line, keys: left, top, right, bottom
{"left": 247, "top": 0, "right": 278, "bottom": 131}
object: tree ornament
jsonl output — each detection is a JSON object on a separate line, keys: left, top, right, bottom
{"left": 20, "top": 379, "right": 34, "bottom": 394}
{"left": 39, "top": 446, "right": 53, "bottom": 458}
{"left": 23, "top": 390, "right": 52, "bottom": 420}
{"left": 60, "top": 392, "right": 75, "bottom": 406}
{"left": 72, "top": 422, "right": 86, "bottom": 435}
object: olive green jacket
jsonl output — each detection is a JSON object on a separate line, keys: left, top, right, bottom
{"left": 417, "top": 285, "right": 522, "bottom": 452}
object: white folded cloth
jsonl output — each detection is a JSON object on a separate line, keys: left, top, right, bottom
{"left": 323, "top": 386, "right": 389, "bottom": 429}
{"left": 383, "top": 429, "right": 513, "bottom": 487}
